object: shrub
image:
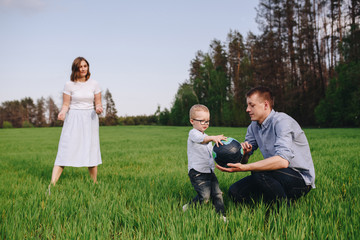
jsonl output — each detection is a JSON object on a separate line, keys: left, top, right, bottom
{"left": 2, "top": 121, "right": 13, "bottom": 128}
{"left": 22, "top": 120, "right": 34, "bottom": 128}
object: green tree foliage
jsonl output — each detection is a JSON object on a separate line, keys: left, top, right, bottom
{"left": 21, "top": 97, "right": 37, "bottom": 126}
{"left": 0, "top": 91, "right": 162, "bottom": 127}
{"left": 169, "top": 83, "right": 198, "bottom": 126}
{"left": 103, "top": 89, "right": 118, "bottom": 126}
{"left": 154, "top": 105, "right": 170, "bottom": 125}
{"left": 2, "top": 121, "right": 13, "bottom": 128}
{"left": 118, "top": 115, "right": 157, "bottom": 126}
{"left": 162, "top": 0, "right": 358, "bottom": 127}
{"left": 166, "top": 35, "right": 253, "bottom": 127}
{"left": 0, "top": 100, "right": 23, "bottom": 128}
{"left": 186, "top": 41, "right": 235, "bottom": 126}
{"left": 47, "top": 97, "right": 61, "bottom": 127}
{"left": 315, "top": 17, "right": 360, "bottom": 127}
{"left": 0, "top": 97, "right": 54, "bottom": 128}
{"left": 315, "top": 61, "right": 360, "bottom": 127}
{"left": 341, "top": 0, "right": 360, "bottom": 63}
{"left": 22, "top": 120, "right": 33, "bottom": 128}
{"left": 1, "top": 1, "right": 358, "bottom": 128}
{"left": 35, "top": 97, "right": 46, "bottom": 127}
{"left": 208, "top": 40, "right": 232, "bottom": 126}
{"left": 159, "top": 108, "right": 170, "bottom": 125}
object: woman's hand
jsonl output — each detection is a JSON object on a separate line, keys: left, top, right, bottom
{"left": 58, "top": 93, "right": 70, "bottom": 121}
{"left": 58, "top": 110, "right": 67, "bottom": 121}
{"left": 95, "top": 105, "right": 103, "bottom": 114}
{"left": 94, "top": 92, "right": 102, "bottom": 114}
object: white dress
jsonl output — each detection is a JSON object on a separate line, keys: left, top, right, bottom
{"left": 54, "top": 79, "right": 102, "bottom": 167}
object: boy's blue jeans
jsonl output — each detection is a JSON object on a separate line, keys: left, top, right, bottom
{"left": 188, "top": 169, "right": 225, "bottom": 215}
{"left": 229, "top": 168, "right": 311, "bottom": 203}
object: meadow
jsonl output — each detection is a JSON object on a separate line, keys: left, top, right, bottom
{"left": 0, "top": 126, "right": 359, "bottom": 239}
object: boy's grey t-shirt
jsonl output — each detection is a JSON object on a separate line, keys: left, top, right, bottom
{"left": 187, "top": 128, "right": 214, "bottom": 173}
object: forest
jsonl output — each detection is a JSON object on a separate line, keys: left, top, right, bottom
{"left": 1, "top": 0, "right": 359, "bottom": 128}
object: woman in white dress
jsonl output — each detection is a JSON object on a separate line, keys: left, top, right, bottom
{"left": 49, "top": 57, "right": 103, "bottom": 189}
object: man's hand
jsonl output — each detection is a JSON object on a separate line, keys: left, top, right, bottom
{"left": 240, "top": 141, "right": 252, "bottom": 155}
{"left": 217, "top": 156, "right": 289, "bottom": 173}
{"left": 216, "top": 163, "right": 248, "bottom": 172}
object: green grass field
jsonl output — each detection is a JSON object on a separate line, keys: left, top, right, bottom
{"left": 0, "top": 126, "right": 359, "bottom": 239}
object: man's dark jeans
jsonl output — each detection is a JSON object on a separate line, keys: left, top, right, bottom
{"left": 188, "top": 169, "right": 225, "bottom": 215}
{"left": 228, "top": 168, "right": 311, "bottom": 204}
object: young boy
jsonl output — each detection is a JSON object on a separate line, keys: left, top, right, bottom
{"left": 183, "top": 104, "right": 227, "bottom": 221}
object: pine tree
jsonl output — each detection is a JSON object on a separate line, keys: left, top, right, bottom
{"left": 35, "top": 97, "right": 46, "bottom": 127}
{"left": 104, "top": 89, "right": 118, "bottom": 126}
{"left": 20, "top": 97, "right": 36, "bottom": 127}
{"left": 47, "top": 97, "right": 60, "bottom": 127}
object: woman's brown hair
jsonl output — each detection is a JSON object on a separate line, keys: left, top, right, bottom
{"left": 70, "top": 57, "right": 91, "bottom": 82}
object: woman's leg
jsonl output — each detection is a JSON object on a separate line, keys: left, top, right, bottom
{"left": 88, "top": 166, "right": 98, "bottom": 183}
{"left": 50, "top": 165, "right": 64, "bottom": 186}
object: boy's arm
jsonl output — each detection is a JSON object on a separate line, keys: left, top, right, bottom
{"left": 202, "top": 135, "right": 227, "bottom": 147}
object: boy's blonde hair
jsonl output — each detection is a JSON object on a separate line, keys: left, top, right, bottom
{"left": 189, "top": 104, "right": 209, "bottom": 119}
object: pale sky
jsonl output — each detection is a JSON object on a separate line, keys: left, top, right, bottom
{"left": 0, "top": 0, "right": 259, "bottom": 116}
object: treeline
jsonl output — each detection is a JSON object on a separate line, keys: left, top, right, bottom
{"left": 98, "top": 89, "right": 159, "bottom": 126}
{"left": 0, "top": 97, "right": 61, "bottom": 128}
{"left": 1, "top": 0, "right": 359, "bottom": 128}
{"left": 160, "top": 0, "right": 360, "bottom": 127}
{"left": 0, "top": 89, "right": 160, "bottom": 128}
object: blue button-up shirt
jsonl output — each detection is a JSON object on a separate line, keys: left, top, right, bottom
{"left": 245, "top": 110, "right": 315, "bottom": 188}
{"left": 187, "top": 128, "right": 214, "bottom": 173}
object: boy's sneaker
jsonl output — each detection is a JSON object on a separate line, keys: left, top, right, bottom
{"left": 182, "top": 204, "right": 189, "bottom": 212}
{"left": 221, "top": 215, "right": 227, "bottom": 223}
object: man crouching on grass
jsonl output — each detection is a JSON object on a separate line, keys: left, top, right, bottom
{"left": 217, "top": 87, "right": 315, "bottom": 204}
{"left": 182, "top": 104, "right": 227, "bottom": 222}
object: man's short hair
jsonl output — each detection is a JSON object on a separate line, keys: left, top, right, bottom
{"left": 189, "top": 104, "right": 209, "bottom": 119}
{"left": 246, "top": 86, "right": 274, "bottom": 109}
